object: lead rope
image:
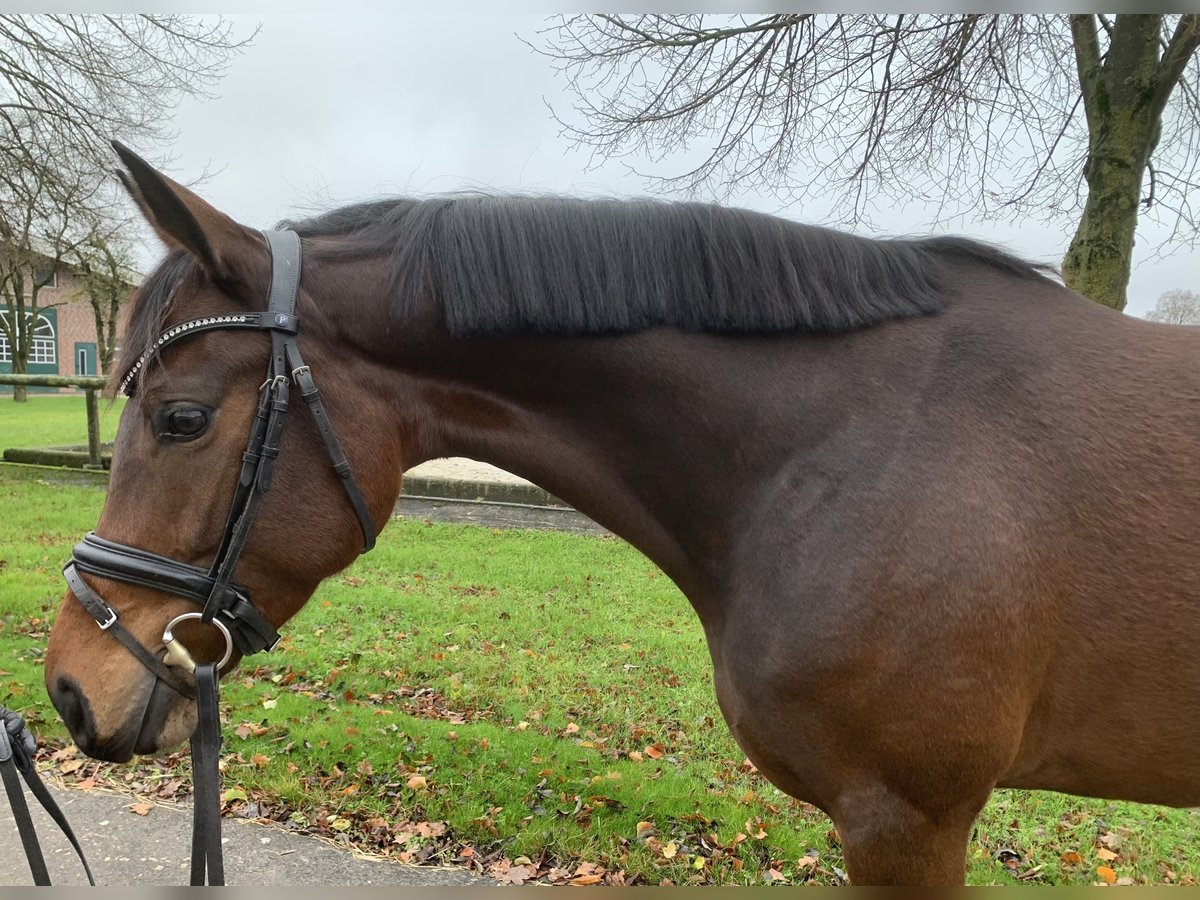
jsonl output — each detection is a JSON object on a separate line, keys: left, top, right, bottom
{"left": 2, "top": 681, "right": 224, "bottom": 887}
{"left": 0, "top": 706, "right": 95, "bottom": 885}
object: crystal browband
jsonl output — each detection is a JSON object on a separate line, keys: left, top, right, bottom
{"left": 119, "top": 312, "right": 299, "bottom": 396}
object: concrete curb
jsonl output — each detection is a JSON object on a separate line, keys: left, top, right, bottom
{"left": 402, "top": 475, "right": 568, "bottom": 508}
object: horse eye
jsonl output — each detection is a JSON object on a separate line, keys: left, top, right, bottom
{"left": 164, "top": 408, "right": 210, "bottom": 439}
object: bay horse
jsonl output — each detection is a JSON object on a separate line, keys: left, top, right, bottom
{"left": 44, "top": 145, "right": 1199, "bottom": 885}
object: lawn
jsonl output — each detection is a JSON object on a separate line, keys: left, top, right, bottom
{"left": 0, "top": 465, "right": 1197, "bottom": 886}
{"left": 0, "top": 394, "right": 125, "bottom": 450}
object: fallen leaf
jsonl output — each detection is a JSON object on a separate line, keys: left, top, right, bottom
{"left": 1096, "top": 865, "right": 1117, "bottom": 885}
{"left": 59, "top": 759, "right": 85, "bottom": 774}
{"left": 570, "top": 874, "right": 602, "bottom": 886}
{"left": 644, "top": 743, "right": 664, "bottom": 759}
{"left": 330, "top": 817, "right": 352, "bottom": 831}
{"left": 406, "top": 775, "right": 428, "bottom": 790}
{"left": 662, "top": 841, "right": 677, "bottom": 859}
{"left": 251, "top": 754, "right": 270, "bottom": 768}
{"left": 1100, "top": 832, "right": 1123, "bottom": 852}
{"left": 261, "top": 697, "right": 277, "bottom": 709}
{"left": 1061, "top": 851, "right": 1083, "bottom": 866}
{"left": 502, "top": 865, "right": 534, "bottom": 884}
{"left": 1097, "top": 847, "right": 1118, "bottom": 862}
{"left": 129, "top": 802, "right": 153, "bottom": 816}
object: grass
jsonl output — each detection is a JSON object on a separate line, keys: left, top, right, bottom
{"left": 0, "top": 394, "right": 125, "bottom": 450}
{"left": 1, "top": 464, "right": 1198, "bottom": 885}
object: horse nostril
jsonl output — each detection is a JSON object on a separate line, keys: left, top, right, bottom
{"left": 50, "top": 675, "right": 93, "bottom": 740}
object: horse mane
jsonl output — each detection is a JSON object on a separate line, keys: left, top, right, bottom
{"left": 116, "top": 194, "right": 1053, "bottom": 392}
{"left": 287, "top": 195, "right": 1052, "bottom": 337}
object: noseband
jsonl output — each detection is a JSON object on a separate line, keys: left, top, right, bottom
{"left": 62, "top": 229, "right": 377, "bottom": 691}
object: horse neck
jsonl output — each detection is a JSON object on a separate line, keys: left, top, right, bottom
{"left": 378, "top": 326, "right": 908, "bottom": 607}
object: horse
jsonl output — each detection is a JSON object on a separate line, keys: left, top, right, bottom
{"left": 43, "top": 144, "right": 1200, "bottom": 886}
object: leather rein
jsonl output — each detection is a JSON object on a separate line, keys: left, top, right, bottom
{"left": 36, "top": 229, "right": 378, "bottom": 885}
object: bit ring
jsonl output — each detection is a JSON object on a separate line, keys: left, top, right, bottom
{"left": 162, "top": 612, "right": 234, "bottom": 672}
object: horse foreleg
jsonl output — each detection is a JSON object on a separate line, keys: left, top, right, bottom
{"left": 829, "top": 782, "right": 990, "bottom": 886}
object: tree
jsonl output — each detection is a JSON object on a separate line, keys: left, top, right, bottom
{"left": 0, "top": 15, "right": 253, "bottom": 401}
{"left": 0, "top": 147, "right": 103, "bottom": 402}
{"left": 0, "top": 15, "right": 253, "bottom": 176}
{"left": 537, "top": 14, "right": 1200, "bottom": 311}
{"left": 71, "top": 232, "right": 138, "bottom": 374}
{"left": 1144, "top": 288, "right": 1200, "bottom": 325}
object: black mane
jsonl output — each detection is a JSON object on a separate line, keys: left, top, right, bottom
{"left": 117, "top": 194, "right": 1051, "bottom": 390}
{"left": 287, "top": 195, "right": 1049, "bottom": 338}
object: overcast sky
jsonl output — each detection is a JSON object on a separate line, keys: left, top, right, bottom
{"left": 137, "top": 13, "right": 1198, "bottom": 318}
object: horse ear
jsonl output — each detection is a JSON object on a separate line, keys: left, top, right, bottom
{"left": 111, "top": 141, "right": 262, "bottom": 283}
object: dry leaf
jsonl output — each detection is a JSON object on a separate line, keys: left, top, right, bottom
{"left": 644, "top": 743, "right": 664, "bottom": 759}
{"left": 129, "top": 802, "right": 153, "bottom": 816}
{"left": 406, "top": 775, "right": 428, "bottom": 790}
{"left": 502, "top": 865, "right": 534, "bottom": 884}
{"left": 251, "top": 754, "right": 270, "bottom": 768}
{"left": 1097, "top": 848, "right": 1119, "bottom": 862}
{"left": 59, "top": 759, "right": 85, "bottom": 774}
{"left": 1096, "top": 865, "right": 1118, "bottom": 885}
{"left": 662, "top": 841, "right": 678, "bottom": 859}
{"left": 1061, "top": 851, "right": 1083, "bottom": 865}
{"left": 570, "top": 874, "right": 602, "bottom": 885}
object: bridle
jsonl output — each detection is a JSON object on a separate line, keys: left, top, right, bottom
{"left": 62, "top": 229, "right": 375, "bottom": 678}
{"left": 55, "top": 229, "right": 377, "bottom": 884}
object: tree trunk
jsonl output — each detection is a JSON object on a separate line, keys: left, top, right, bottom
{"left": 11, "top": 354, "right": 27, "bottom": 403}
{"left": 1060, "top": 134, "right": 1153, "bottom": 311}
{"left": 1061, "top": 15, "right": 1165, "bottom": 311}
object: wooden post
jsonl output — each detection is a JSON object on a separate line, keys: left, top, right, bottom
{"left": 84, "top": 388, "right": 103, "bottom": 468}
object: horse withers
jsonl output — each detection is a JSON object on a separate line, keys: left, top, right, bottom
{"left": 44, "top": 144, "right": 1200, "bottom": 885}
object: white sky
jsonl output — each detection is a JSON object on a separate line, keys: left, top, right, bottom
{"left": 138, "top": 13, "right": 1199, "bottom": 319}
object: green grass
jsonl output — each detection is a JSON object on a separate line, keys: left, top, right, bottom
{"left": 0, "top": 394, "right": 125, "bottom": 450}
{"left": 1, "top": 466, "right": 1197, "bottom": 886}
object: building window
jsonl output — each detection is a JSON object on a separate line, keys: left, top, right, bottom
{"left": 33, "top": 266, "right": 58, "bottom": 289}
{"left": 0, "top": 311, "right": 56, "bottom": 365}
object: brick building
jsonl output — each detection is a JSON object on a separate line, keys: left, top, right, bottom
{"left": 0, "top": 252, "right": 135, "bottom": 393}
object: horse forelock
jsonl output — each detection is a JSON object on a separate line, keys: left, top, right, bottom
{"left": 110, "top": 250, "right": 199, "bottom": 398}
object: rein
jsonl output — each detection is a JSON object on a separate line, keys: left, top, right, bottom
{"left": 32, "top": 229, "right": 378, "bottom": 885}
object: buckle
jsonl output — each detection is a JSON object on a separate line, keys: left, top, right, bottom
{"left": 97, "top": 605, "right": 118, "bottom": 630}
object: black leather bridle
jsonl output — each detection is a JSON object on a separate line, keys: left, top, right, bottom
{"left": 55, "top": 229, "right": 377, "bottom": 884}
{"left": 63, "top": 229, "right": 375, "bottom": 679}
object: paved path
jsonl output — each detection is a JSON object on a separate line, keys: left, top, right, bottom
{"left": 0, "top": 781, "right": 488, "bottom": 886}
